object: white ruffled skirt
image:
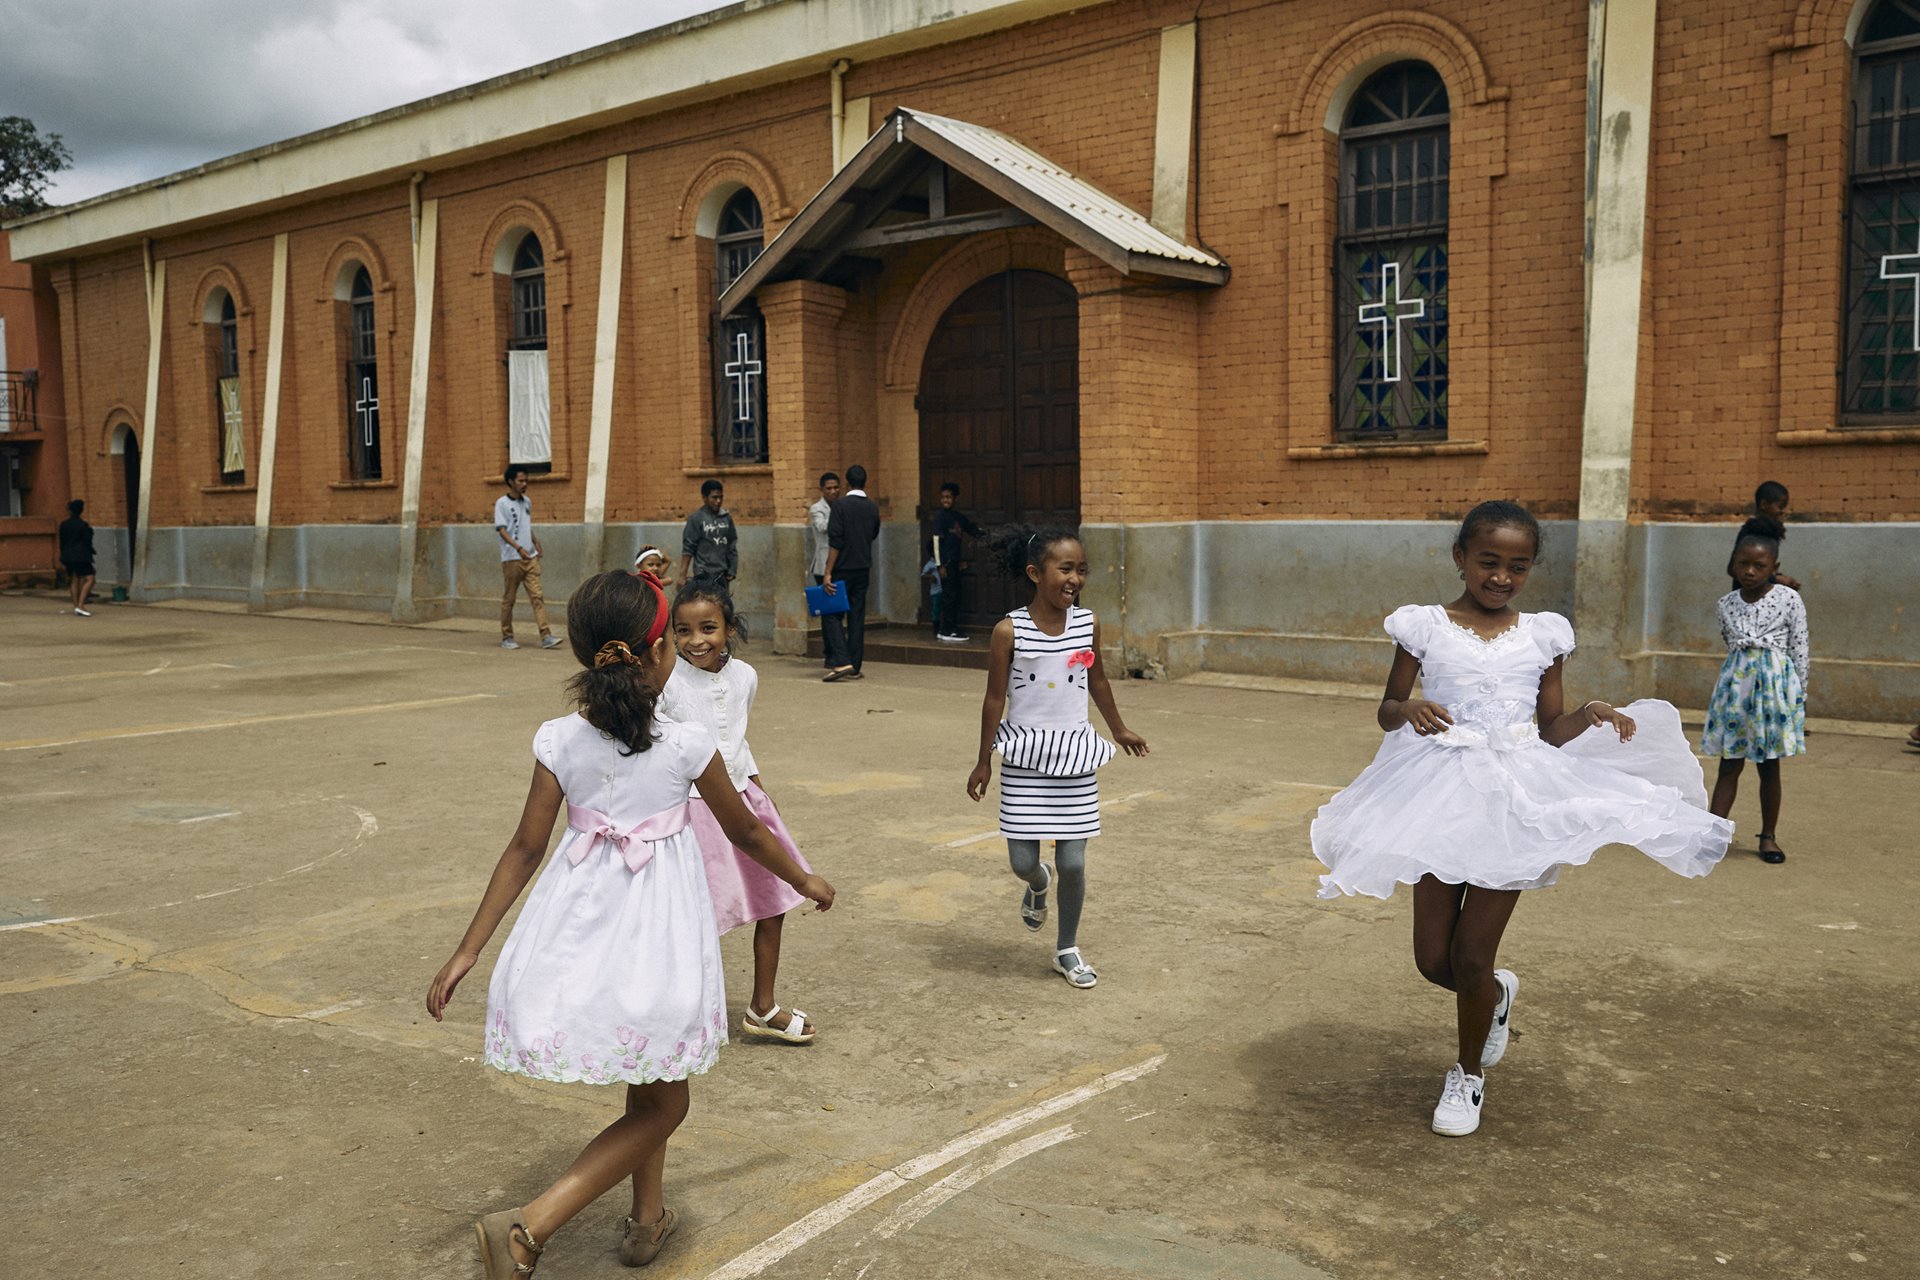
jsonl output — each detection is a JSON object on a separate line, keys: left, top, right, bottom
{"left": 1311, "top": 700, "right": 1732, "bottom": 899}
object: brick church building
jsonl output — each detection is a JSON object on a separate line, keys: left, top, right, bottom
{"left": 6, "top": 0, "right": 1915, "bottom": 718}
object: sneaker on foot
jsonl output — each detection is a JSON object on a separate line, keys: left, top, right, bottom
{"left": 500, "top": 638, "right": 520, "bottom": 650}
{"left": 1481, "top": 969, "right": 1518, "bottom": 1069}
{"left": 1431, "top": 1064, "right": 1484, "bottom": 1137}
{"left": 74, "top": 608, "right": 92, "bottom": 617}
{"left": 938, "top": 632, "right": 970, "bottom": 643}
{"left": 540, "top": 635, "right": 563, "bottom": 649}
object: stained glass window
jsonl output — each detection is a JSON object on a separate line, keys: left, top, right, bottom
{"left": 1335, "top": 62, "right": 1450, "bottom": 442}
{"left": 714, "top": 189, "right": 768, "bottom": 461}
{"left": 1844, "top": 3, "right": 1920, "bottom": 418}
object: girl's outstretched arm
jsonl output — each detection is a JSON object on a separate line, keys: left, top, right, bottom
{"left": 1536, "top": 657, "right": 1636, "bottom": 746}
{"left": 1086, "top": 619, "right": 1147, "bottom": 755}
{"left": 967, "top": 618, "right": 1016, "bottom": 799}
{"left": 426, "top": 762, "right": 565, "bottom": 1020}
{"left": 700, "top": 755, "right": 834, "bottom": 911}
{"left": 1378, "top": 645, "right": 1452, "bottom": 734}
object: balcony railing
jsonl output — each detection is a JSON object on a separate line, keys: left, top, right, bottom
{"left": 0, "top": 370, "right": 39, "bottom": 433}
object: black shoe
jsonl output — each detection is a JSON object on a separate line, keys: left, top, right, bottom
{"left": 1757, "top": 834, "right": 1786, "bottom": 864}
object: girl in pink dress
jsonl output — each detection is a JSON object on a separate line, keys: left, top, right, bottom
{"left": 660, "top": 582, "right": 822, "bottom": 1044}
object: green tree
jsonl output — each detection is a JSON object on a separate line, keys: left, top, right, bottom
{"left": 1, "top": 116, "right": 74, "bottom": 218}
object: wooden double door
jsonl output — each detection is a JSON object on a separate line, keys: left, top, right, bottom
{"left": 916, "top": 270, "right": 1080, "bottom": 629}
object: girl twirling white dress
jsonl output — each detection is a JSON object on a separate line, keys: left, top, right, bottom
{"left": 1312, "top": 606, "right": 1731, "bottom": 899}
{"left": 483, "top": 712, "right": 728, "bottom": 1084}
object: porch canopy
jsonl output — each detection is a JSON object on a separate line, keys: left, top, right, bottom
{"left": 717, "top": 107, "right": 1228, "bottom": 316}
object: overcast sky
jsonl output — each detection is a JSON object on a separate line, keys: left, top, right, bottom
{"left": 1, "top": 0, "right": 736, "bottom": 205}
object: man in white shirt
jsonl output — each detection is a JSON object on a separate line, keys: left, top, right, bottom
{"left": 494, "top": 465, "right": 562, "bottom": 650}
{"left": 803, "top": 471, "right": 838, "bottom": 670}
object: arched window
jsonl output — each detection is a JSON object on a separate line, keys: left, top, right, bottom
{"left": 207, "top": 289, "right": 245, "bottom": 483}
{"left": 345, "top": 266, "right": 382, "bottom": 480}
{"left": 1845, "top": 0, "right": 1920, "bottom": 418}
{"left": 713, "top": 188, "right": 768, "bottom": 462}
{"left": 1334, "top": 61, "right": 1450, "bottom": 441}
{"left": 504, "top": 233, "right": 552, "bottom": 473}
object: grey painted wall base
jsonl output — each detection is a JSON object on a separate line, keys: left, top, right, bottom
{"left": 127, "top": 518, "right": 1918, "bottom": 721}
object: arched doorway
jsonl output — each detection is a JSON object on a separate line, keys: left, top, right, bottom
{"left": 112, "top": 424, "right": 139, "bottom": 573}
{"left": 917, "top": 269, "right": 1079, "bottom": 629}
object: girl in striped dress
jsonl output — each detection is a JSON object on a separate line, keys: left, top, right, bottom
{"left": 967, "top": 529, "right": 1149, "bottom": 988}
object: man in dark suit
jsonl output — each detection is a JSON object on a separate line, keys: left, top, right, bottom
{"left": 822, "top": 463, "right": 881, "bottom": 682}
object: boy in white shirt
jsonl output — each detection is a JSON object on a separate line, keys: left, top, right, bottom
{"left": 494, "top": 465, "right": 562, "bottom": 650}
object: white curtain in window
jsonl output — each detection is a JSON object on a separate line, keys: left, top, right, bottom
{"left": 219, "top": 376, "right": 246, "bottom": 474}
{"left": 509, "top": 350, "right": 551, "bottom": 465}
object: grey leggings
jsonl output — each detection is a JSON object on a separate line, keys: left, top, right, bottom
{"left": 1008, "top": 839, "right": 1087, "bottom": 953}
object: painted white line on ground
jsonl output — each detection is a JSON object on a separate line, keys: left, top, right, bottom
{"left": 0, "top": 804, "right": 379, "bottom": 933}
{"left": 0, "top": 693, "right": 495, "bottom": 752}
{"left": 702, "top": 1053, "right": 1165, "bottom": 1280}
{"left": 177, "top": 810, "right": 240, "bottom": 825}
{"left": 1124, "top": 1110, "right": 1158, "bottom": 1122}
{"left": 294, "top": 999, "right": 365, "bottom": 1020}
{"left": 869, "top": 1124, "right": 1080, "bottom": 1241}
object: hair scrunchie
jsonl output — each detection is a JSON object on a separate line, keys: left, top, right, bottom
{"left": 594, "top": 639, "right": 640, "bottom": 668}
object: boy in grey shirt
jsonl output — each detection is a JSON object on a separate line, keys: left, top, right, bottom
{"left": 679, "top": 479, "right": 738, "bottom": 590}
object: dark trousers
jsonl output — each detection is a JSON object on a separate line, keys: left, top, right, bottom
{"left": 822, "top": 568, "right": 870, "bottom": 672}
{"left": 933, "top": 569, "right": 964, "bottom": 636}
{"left": 814, "top": 574, "right": 831, "bottom": 667}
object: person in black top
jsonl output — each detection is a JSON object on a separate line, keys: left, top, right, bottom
{"left": 59, "top": 499, "right": 96, "bottom": 617}
{"left": 822, "top": 464, "right": 881, "bottom": 681}
{"left": 930, "top": 481, "right": 984, "bottom": 642}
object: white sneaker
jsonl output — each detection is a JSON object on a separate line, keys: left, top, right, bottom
{"left": 74, "top": 608, "right": 92, "bottom": 617}
{"left": 500, "top": 638, "right": 520, "bottom": 650}
{"left": 937, "top": 632, "right": 970, "bottom": 643}
{"left": 1431, "top": 1064, "right": 1484, "bottom": 1137}
{"left": 1481, "top": 969, "right": 1518, "bottom": 1069}
{"left": 540, "top": 635, "right": 563, "bottom": 649}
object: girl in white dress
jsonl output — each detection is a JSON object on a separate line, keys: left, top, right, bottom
{"left": 1311, "top": 502, "right": 1731, "bottom": 1139}
{"left": 660, "top": 583, "right": 820, "bottom": 1043}
{"left": 967, "top": 529, "right": 1148, "bottom": 988}
{"left": 426, "top": 570, "right": 834, "bottom": 1277}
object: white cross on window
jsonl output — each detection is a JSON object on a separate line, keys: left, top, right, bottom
{"left": 723, "top": 331, "right": 763, "bottom": 423}
{"left": 221, "top": 392, "right": 244, "bottom": 437}
{"left": 355, "top": 377, "right": 379, "bottom": 446}
{"left": 1357, "top": 260, "right": 1426, "bottom": 383}
{"left": 1881, "top": 248, "right": 1920, "bottom": 352}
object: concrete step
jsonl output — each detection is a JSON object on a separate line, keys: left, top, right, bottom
{"left": 806, "top": 622, "right": 992, "bottom": 671}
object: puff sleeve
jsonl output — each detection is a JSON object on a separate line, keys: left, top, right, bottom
{"left": 673, "top": 722, "right": 721, "bottom": 787}
{"left": 531, "top": 718, "right": 561, "bottom": 771}
{"left": 1383, "top": 604, "right": 1434, "bottom": 659}
{"left": 1534, "top": 612, "right": 1577, "bottom": 661}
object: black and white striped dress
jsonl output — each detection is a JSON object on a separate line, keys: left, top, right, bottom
{"left": 994, "top": 606, "right": 1116, "bottom": 841}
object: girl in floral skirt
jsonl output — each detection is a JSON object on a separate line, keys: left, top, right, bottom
{"left": 1702, "top": 528, "right": 1810, "bottom": 865}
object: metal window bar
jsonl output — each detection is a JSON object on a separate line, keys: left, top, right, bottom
{"left": 714, "top": 310, "right": 768, "bottom": 462}
{"left": 1334, "top": 126, "right": 1450, "bottom": 442}
{"left": 0, "top": 370, "right": 38, "bottom": 433}
{"left": 510, "top": 270, "right": 547, "bottom": 349}
{"left": 1842, "top": 176, "right": 1920, "bottom": 416}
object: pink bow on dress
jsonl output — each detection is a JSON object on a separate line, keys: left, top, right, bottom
{"left": 565, "top": 802, "right": 691, "bottom": 873}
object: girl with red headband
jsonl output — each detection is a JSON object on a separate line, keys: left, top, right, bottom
{"left": 426, "top": 569, "right": 834, "bottom": 1277}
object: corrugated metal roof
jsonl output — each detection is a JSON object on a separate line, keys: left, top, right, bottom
{"left": 906, "top": 110, "right": 1222, "bottom": 269}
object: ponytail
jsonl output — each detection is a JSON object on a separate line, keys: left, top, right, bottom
{"left": 564, "top": 571, "right": 668, "bottom": 755}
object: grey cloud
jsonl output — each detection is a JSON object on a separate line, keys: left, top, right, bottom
{"left": 0, "top": 0, "right": 730, "bottom": 205}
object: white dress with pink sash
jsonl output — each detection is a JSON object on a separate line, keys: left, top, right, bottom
{"left": 482, "top": 713, "right": 727, "bottom": 1085}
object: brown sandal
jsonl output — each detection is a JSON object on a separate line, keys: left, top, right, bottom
{"left": 618, "top": 1206, "right": 679, "bottom": 1268}
{"left": 476, "top": 1207, "right": 544, "bottom": 1277}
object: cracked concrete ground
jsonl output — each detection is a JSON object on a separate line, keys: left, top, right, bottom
{"left": 3, "top": 596, "right": 1915, "bottom": 1279}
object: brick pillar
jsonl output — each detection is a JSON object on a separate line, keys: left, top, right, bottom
{"left": 1064, "top": 247, "right": 1201, "bottom": 669}
{"left": 757, "top": 279, "right": 849, "bottom": 654}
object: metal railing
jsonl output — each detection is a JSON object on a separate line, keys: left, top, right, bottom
{"left": 0, "top": 369, "right": 38, "bottom": 433}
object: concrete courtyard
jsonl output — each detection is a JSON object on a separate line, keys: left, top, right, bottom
{"left": 3, "top": 595, "right": 1914, "bottom": 1279}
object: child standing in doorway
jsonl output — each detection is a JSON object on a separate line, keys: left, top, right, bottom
{"left": 966, "top": 528, "right": 1148, "bottom": 989}
{"left": 1311, "top": 501, "right": 1731, "bottom": 1138}
{"left": 660, "top": 582, "right": 823, "bottom": 1042}
{"left": 1701, "top": 527, "right": 1810, "bottom": 864}
{"left": 426, "top": 570, "right": 833, "bottom": 1275}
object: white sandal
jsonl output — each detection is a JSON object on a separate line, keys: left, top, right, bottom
{"left": 742, "top": 1003, "right": 816, "bottom": 1044}
{"left": 1052, "top": 947, "right": 1097, "bottom": 989}
{"left": 1020, "top": 863, "right": 1053, "bottom": 931}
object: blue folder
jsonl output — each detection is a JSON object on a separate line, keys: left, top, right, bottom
{"left": 805, "top": 583, "right": 851, "bottom": 617}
